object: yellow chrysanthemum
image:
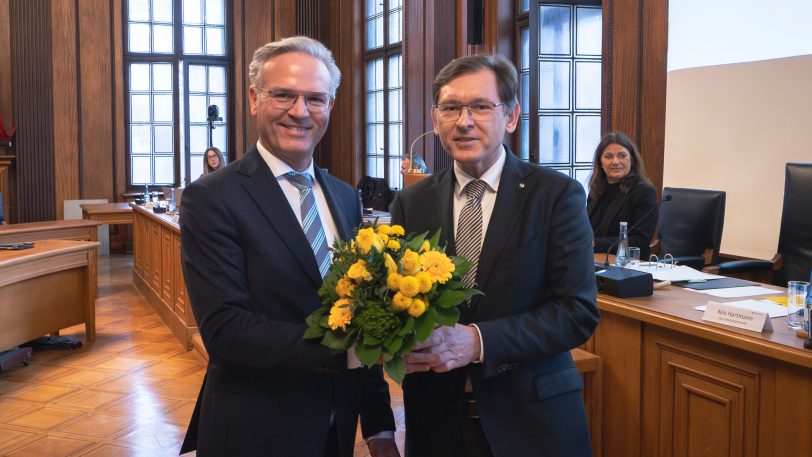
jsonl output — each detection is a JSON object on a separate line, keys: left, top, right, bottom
{"left": 328, "top": 299, "right": 353, "bottom": 331}
{"left": 420, "top": 250, "right": 455, "bottom": 284}
{"left": 376, "top": 225, "right": 392, "bottom": 236}
{"left": 387, "top": 272, "right": 402, "bottom": 290}
{"left": 415, "top": 272, "right": 433, "bottom": 294}
{"left": 386, "top": 239, "right": 401, "bottom": 251}
{"left": 335, "top": 278, "right": 356, "bottom": 297}
{"left": 398, "top": 275, "right": 420, "bottom": 298}
{"left": 400, "top": 249, "right": 421, "bottom": 276}
{"left": 419, "top": 240, "right": 431, "bottom": 253}
{"left": 392, "top": 292, "right": 412, "bottom": 311}
{"left": 389, "top": 225, "right": 405, "bottom": 236}
{"left": 408, "top": 297, "right": 427, "bottom": 317}
{"left": 347, "top": 260, "right": 372, "bottom": 283}
{"left": 355, "top": 227, "right": 384, "bottom": 254}
{"left": 384, "top": 253, "right": 398, "bottom": 276}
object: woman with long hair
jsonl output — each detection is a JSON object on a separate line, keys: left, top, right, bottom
{"left": 202, "top": 147, "right": 225, "bottom": 177}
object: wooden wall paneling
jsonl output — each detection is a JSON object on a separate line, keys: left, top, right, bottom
{"left": 430, "top": 0, "right": 458, "bottom": 172}
{"left": 10, "top": 0, "right": 55, "bottom": 222}
{"left": 52, "top": 0, "right": 80, "bottom": 220}
{"left": 639, "top": 0, "right": 667, "bottom": 196}
{"left": 240, "top": 0, "right": 276, "bottom": 158}
{"left": 0, "top": 0, "right": 12, "bottom": 127}
{"left": 604, "top": 0, "right": 641, "bottom": 141}
{"left": 773, "top": 361, "right": 812, "bottom": 455}
{"left": 232, "top": 0, "right": 245, "bottom": 158}
{"left": 112, "top": 0, "right": 125, "bottom": 200}
{"left": 404, "top": 0, "right": 427, "bottom": 169}
{"left": 275, "top": 0, "right": 297, "bottom": 40}
{"left": 77, "top": 0, "right": 113, "bottom": 201}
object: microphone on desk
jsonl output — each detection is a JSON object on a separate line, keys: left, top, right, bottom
{"left": 602, "top": 194, "right": 673, "bottom": 268}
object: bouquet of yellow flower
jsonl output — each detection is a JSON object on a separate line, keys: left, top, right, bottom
{"left": 304, "top": 224, "right": 481, "bottom": 384}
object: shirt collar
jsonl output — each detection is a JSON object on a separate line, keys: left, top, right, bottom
{"left": 453, "top": 145, "right": 506, "bottom": 198}
{"left": 255, "top": 140, "right": 316, "bottom": 179}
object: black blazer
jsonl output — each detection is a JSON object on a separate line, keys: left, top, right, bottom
{"left": 390, "top": 149, "right": 599, "bottom": 457}
{"left": 588, "top": 180, "right": 658, "bottom": 259}
{"left": 179, "top": 147, "right": 394, "bottom": 456}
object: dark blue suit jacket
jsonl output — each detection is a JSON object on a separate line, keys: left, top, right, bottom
{"left": 390, "top": 149, "right": 600, "bottom": 457}
{"left": 179, "top": 146, "right": 394, "bottom": 456}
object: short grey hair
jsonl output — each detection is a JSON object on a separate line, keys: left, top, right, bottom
{"left": 433, "top": 54, "right": 519, "bottom": 111}
{"left": 248, "top": 36, "right": 342, "bottom": 97}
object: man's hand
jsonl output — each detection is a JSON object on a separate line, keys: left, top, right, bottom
{"left": 404, "top": 324, "right": 481, "bottom": 373}
{"left": 368, "top": 437, "right": 400, "bottom": 457}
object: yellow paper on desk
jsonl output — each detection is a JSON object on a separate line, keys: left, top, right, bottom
{"left": 764, "top": 295, "right": 787, "bottom": 307}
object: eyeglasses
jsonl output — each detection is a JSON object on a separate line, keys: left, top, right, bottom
{"left": 255, "top": 87, "right": 334, "bottom": 113}
{"left": 433, "top": 101, "right": 505, "bottom": 121}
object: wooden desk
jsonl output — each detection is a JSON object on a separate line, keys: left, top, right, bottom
{"left": 587, "top": 262, "right": 812, "bottom": 456}
{"left": 80, "top": 202, "right": 134, "bottom": 225}
{"left": 0, "top": 219, "right": 100, "bottom": 244}
{"left": 0, "top": 239, "right": 100, "bottom": 348}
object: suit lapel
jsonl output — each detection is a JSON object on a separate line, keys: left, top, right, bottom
{"left": 314, "top": 167, "right": 352, "bottom": 241}
{"left": 237, "top": 148, "right": 322, "bottom": 287}
{"left": 435, "top": 171, "right": 457, "bottom": 254}
{"left": 466, "top": 150, "right": 532, "bottom": 316}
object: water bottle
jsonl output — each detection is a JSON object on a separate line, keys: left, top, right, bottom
{"left": 167, "top": 188, "right": 176, "bottom": 214}
{"left": 615, "top": 221, "right": 630, "bottom": 267}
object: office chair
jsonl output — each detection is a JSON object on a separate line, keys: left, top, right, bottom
{"left": 713, "top": 163, "right": 812, "bottom": 285}
{"left": 653, "top": 187, "right": 726, "bottom": 270}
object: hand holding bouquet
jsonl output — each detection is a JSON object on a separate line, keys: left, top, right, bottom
{"left": 304, "top": 224, "right": 481, "bottom": 383}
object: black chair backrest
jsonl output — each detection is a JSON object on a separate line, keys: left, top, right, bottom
{"left": 658, "top": 187, "right": 726, "bottom": 264}
{"left": 776, "top": 163, "right": 812, "bottom": 284}
{"left": 357, "top": 176, "right": 394, "bottom": 212}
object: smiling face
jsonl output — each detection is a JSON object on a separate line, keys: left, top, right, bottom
{"left": 248, "top": 52, "right": 333, "bottom": 171}
{"left": 431, "top": 68, "right": 519, "bottom": 178}
{"left": 600, "top": 143, "right": 632, "bottom": 184}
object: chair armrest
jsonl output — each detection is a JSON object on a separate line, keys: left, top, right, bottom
{"left": 716, "top": 257, "right": 778, "bottom": 274}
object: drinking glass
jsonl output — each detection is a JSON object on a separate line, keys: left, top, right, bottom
{"left": 628, "top": 247, "right": 641, "bottom": 266}
{"left": 787, "top": 281, "right": 809, "bottom": 329}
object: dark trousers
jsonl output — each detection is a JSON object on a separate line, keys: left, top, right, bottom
{"left": 455, "top": 393, "right": 493, "bottom": 457}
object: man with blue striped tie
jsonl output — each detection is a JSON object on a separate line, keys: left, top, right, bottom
{"left": 179, "top": 36, "right": 398, "bottom": 457}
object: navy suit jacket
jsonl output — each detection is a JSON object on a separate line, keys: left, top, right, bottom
{"left": 179, "top": 146, "right": 394, "bottom": 456}
{"left": 390, "top": 149, "right": 600, "bottom": 457}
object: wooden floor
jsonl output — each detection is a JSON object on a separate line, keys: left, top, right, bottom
{"left": 0, "top": 254, "right": 405, "bottom": 456}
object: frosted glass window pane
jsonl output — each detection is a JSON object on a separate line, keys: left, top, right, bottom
{"left": 129, "top": 23, "right": 151, "bottom": 53}
{"left": 519, "top": 119, "right": 529, "bottom": 160}
{"left": 574, "top": 168, "right": 592, "bottom": 194}
{"left": 130, "top": 64, "right": 150, "bottom": 91}
{"left": 209, "top": 96, "right": 227, "bottom": 122}
{"left": 184, "top": 0, "right": 202, "bottom": 24}
{"left": 132, "top": 156, "right": 151, "bottom": 184}
{"left": 189, "top": 125, "right": 208, "bottom": 153}
{"left": 389, "top": 157, "right": 402, "bottom": 189}
{"left": 190, "top": 157, "right": 204, "bottom": 181}
{"left": 205, "top": 27, "right": 225, "bottom": 55}
{"left": 540, "top": 6, "right": 571, "bottom": 55}
{"left": 520, "top": 0, "right": 529, "bottom": 13}
{"left": 366, "top": 93, "right": 381, "bottom": 123}
{"left": 575, "top": 116, "right": 601, "bottom": 163}
{"left": 387, "top": 55, "right": 401, "bottom": 87}
{"left": 539, "top": 115, "right": 570, "bottom": 164}
{"left": 131, "top": 94, "right": 151, "bottom": 122}
{"left": 554, "top": 168, "right": 571, "bottom": 177}
{"left": 520, "top": 73, "right": 529, "bottom": 115}
{"left": 154, "top": 156, "right": 174, "bottom": 183}
{"left": 206, "top": 0, "right": 224, "bottom": 25}
{"left": 388, "top": 9, "right": 401, "bottom": 44}
{"left": 153, "top": 25, "right": 174, "bottom": 53}
{"left": 153, "top": 0, "right": 173, "bottom": 22}
{"left": 188, "top": 65, "right": 206, "bottom": 92}
{"left": 208, "top": 66, "right": 226, "bottom": 93}
{"left": 152, "top": 64, "right": 173, "bottom": 91}
{"left": 388, "top": 89, "right": 401, "bottom": 122}
{"left": 367, "top": 156, "right": 384, "bottom": 179}
{"left": 189, "top": 95, "right": 208, "bottom": 122}
{"left": 366, "top": 0, "right": 383, "bottom": 18}
{"left": 576, "top": 7, "right": 602, "bottom": 56}
{"left": 521, "top": 28, "right": 529, "bottom": 70}
{"left": 212, "top": 126, "right": 227, "bottom": 151}
{"left": 184, "top": 26, "right": 203, "bottom": 54}
{"left": 128, "top": 0, "right": 149, "bottom": 21}
{"left": 153, "top": 94, "right": 173, "bottom": 122}
{"left": 389, "top": 0, "right": 401, "bottom": 10}
{"left": 366, "top": 18, "right": 383, "bottom": 49}
{"left": 131, "top": 125, "right": 151, "bottom": 153}
{"left": 389, "top": 124, "right": 402, "bottom": 156}
{"left": 575, "top": 62, "right": 601, "bottom": 109}
{"left": 539, "top": 61, "right": 570, "bottom": 109}
{"left": 366, "top": 126, "right": 379, "bottom": 156}
{"left": 367, "top": 59, "right": 383, "bottom": 90}
{"left": 154, "top": 125, "right": 173, "bottom": 153}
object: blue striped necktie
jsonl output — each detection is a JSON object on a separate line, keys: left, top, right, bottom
{"left": 285, "top": 172, "right": 331, "bottom": 278}
{"left": 456, "top": 179, "right": 487, "bottom": 288}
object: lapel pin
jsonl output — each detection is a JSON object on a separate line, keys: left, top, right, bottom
{"left": 519, "top": 183, "right": 526, "bottom": 189}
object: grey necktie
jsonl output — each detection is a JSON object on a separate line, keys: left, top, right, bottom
{"left": 455, "top": 179, "right": 487, "bottom": 288}
{"left": 285, "top": 172, "right": 330, "bottom": 278}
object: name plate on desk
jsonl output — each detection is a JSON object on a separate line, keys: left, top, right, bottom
{"left": 703, "top": 301, "right": 773, "bottom": 332}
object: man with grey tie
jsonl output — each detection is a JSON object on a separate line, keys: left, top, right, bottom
{"left": 179, "top": 36, "right": 398, "bottom": 457}
{"left": 390, "top": 54, "right": 600, "bottom": 456}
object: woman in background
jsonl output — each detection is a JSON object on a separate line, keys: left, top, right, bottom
{"left": 202, "top": 147, "right": 225, "bottom": 177}
{"left": 587, "top": 132, "right": 658, "bottom": 258}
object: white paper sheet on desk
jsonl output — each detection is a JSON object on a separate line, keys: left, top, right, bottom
{"left": 694, "top": 299, "right": 787, "bottom": 318}
{"left": 687, "top": 285, "right": 778, "bottom": 298}
{"left": 624, "top": 263, "right": 724, "bottom": 282}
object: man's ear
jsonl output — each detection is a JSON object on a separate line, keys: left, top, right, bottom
{"left": 248, "top": 87, "right": 258, "bottom": 116}
{"left": 504, "top": 102, "right": 520, "bottom": 134}
{"left": 430, "top": 107, "right": 440, "bottom": 134}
